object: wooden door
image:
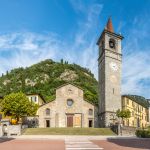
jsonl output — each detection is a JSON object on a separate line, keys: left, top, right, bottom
{"left": 67, "top": 115, "right": 73, "bottom": 127}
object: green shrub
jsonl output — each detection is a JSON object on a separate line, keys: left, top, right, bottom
{"left": 136, "top": 129, "right": 150, "bottom": 138}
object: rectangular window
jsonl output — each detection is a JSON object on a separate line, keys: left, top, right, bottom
{"left": 132, "top": 121, "right": 134, "bottom": 126}
{"left": 113, "top": 88, "right": 115, "bottom": 94}
{"left": 34, "top": 96, "right": 37, "bottom": 102}
{"left": 127, "top": 99, "right": 129, "bottom": 105}
{"left": 89, "top": 109, "right": 93, "bottom": 115}
{"left": 31, "top": 96, "right": 36, "bottom": 102}
{"left": 127, "top": 119, "right": 129, "bottom": 126}
{"left": 145, "top": 116, "right": 147, "bottom": 121}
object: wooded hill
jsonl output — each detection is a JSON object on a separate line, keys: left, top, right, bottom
{"left": 0, "top": 59, "right": 98, "bottom": 105}
{"left": 0, "top": 59, "right": 149, "bottom": 108}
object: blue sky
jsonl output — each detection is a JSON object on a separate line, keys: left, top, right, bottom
{"left": 0, "top": 0, "right": 150, "bottom": 98}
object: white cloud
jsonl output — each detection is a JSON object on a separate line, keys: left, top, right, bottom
{"left": 122, "top": 14, "right": 150, "bottom": 98}
{"left": 0, "top": 1, "right": 102, "bottom": 79}
{"left": 69, "top": 0, "right": 86, "bottom": 13}
{"left": 122, "top": 52, "right": 150, "bottom": 97}
{"left": 68, "top": 0, "right": 103, "bottom": 76}
{"left": 0, "top": 32, "right": 62, "bottom": 73}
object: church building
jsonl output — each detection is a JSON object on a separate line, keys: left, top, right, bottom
{"left": 37, "top": 84, "right": 97, "bottom": 128}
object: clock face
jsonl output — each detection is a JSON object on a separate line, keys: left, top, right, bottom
{"left": 109, "top": 62, "right": 118, "bottom": 71}
{"left": 110, "top": 75, "right": 117, "bottom": 83}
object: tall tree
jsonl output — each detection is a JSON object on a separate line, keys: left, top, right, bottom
{"left": 0, "top": 92, "right": 38, "bottom": 122}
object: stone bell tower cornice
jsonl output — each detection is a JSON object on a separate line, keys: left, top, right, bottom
{"left": 97, "top": 18, "right": 124, "bottom": 45}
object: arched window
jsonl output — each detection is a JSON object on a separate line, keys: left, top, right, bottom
{"left": 46, "top": 108, "right": 50, "bottom": 116}
{"left": 109, "top": 38, "right": 116, "bottom": 49}
{"left": 89, "top": 109, "right": 93, "bottom": 115}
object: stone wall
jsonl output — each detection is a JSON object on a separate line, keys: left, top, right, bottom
{"left": 111, "top": 125, "right": 136, "bottom": 136}
{"left": 121, "top": 126, "right": 136, "bottom": 136}
{"left": 0, "top": 125, "right": 22, "bottom": 137}
{"left": 8, "top": 125, "right": 21, "bottom": 136}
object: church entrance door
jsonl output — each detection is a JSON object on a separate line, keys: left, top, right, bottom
{"left": 89, "top": 120, "right": 93, "bottom": 127}
{"left": 67, "top": 114, "right": 73, "bottom": 127}
{"left": 46, "top": 120, "right": 50, "bottom": 127}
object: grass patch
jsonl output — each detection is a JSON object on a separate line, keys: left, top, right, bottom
{"left": 23, "top": 128, "right": 115, "bottom": 135}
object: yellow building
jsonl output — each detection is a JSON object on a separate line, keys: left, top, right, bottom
{"left": 122, "top": 95, "right": 149, "bottom": 128}
{"left": 26, "top": 94, "right": 45, "bottom": 106}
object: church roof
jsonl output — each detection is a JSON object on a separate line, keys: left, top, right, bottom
{"left": 105, "top": 17, "right": 114, "bottom": 32}
{"left": 56, "top": 83, "right": 84, "bottom": 91}
{"left": 39, "top": 83, "right": 96, "bottom": 107}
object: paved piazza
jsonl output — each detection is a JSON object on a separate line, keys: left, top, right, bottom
{"left": 0, "top": 137, "right": 150, "bottom": 150}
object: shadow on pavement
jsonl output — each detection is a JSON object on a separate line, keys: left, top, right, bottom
{"left": 107, "top": 138, "right": 150, "bottom": 149}
{"left": 0, "top": 137, "right": 15, "bottom": 143}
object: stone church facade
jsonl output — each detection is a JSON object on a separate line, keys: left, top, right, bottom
{"left": 37, "top": 84, "right": 98, "bottom": 128}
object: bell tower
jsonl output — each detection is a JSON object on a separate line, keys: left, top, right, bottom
{"left": 97, "top": 18, "right": 124, "bottom": 127}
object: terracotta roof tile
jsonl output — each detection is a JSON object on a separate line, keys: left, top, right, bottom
{"left": 106, "top": 17, "right": 114, "bottom": 32}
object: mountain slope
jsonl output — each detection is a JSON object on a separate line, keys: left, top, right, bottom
{"left": 0, "top": 59, "right": 98, "bottom": 105}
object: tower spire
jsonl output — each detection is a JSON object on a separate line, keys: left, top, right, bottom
{"left": 105, "top": 17, "right": 114, "bottom": 32}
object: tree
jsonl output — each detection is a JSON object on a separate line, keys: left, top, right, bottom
{"left": 60, "top": 59, "right": 64, "bottom": 64}
{"left": 0, "top": 92, "right": 38, "bottom": 122}
{"left": 6, "top": 70, "right": 9, "bottom": 76}
{"left": 116, "top": 109, "right": 131, "bottom": 123}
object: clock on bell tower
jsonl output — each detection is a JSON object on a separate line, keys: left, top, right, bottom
{"left": 97, "top": 18, "right": 124, "bottom": 127}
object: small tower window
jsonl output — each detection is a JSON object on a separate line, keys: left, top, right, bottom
{"left": 109, "top": 39, "right": 115, "bottom": 49}
{"left": 46, "top": 108, "right": 50, "bottom": 116}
